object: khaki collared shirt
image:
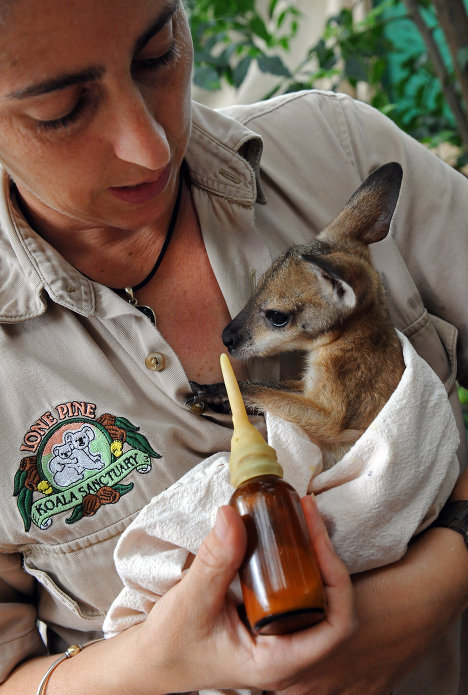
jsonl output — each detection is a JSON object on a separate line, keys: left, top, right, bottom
{"left": 1, "top": 91, "right": 467, "bottom": 692}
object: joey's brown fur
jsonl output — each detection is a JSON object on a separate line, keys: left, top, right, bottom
{"left": 190, "top": 163, "right": 406, "bottom": 470}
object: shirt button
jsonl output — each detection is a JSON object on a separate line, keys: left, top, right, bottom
{"left": 145, "top": 352, "right": 166, "bottom": 372}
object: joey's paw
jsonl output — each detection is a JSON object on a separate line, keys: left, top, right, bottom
{"left": 186, "top": 381, "right": 231, "bottom": 414}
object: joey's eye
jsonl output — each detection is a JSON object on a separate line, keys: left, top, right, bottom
{"left": 265, "top": 310, "right": 290, "bottom": 328}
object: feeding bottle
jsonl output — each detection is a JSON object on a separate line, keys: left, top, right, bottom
{"left": 220, "top": 353, "right": 326, "bottom": 635}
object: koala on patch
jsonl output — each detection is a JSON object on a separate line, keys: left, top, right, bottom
{"left": 64, "top": 425, "right": 105, "bottom": 472}
{"left": 48, "top": 442, "right": 83, "bottom": 487}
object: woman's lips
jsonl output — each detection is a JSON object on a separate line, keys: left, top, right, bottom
{"left": 109, "top": 164, "right": 171, "bottom": 204}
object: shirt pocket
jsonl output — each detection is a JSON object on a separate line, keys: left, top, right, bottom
{"left": 21, "top": 515, "right": 133, "bottom": 633}
{"left": 403, "top": 311, "right": 458, "bottom": 394}
{"left": 372, "top": 236, "right": 458, "bottom": 395}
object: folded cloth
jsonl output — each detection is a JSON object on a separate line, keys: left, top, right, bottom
{"left": 103, "top": 331, "right": 459, "bottom": 639}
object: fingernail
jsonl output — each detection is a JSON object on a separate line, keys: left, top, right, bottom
{"left": 214, "top": 507, "right": 229, "bottom": 540}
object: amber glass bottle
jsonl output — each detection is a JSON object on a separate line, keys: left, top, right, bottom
{"left": 220, "top": 354, "right": 326, "bottom": 635}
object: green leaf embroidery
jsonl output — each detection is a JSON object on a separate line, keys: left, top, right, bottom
{"left": 13, "top": 469, "right": 27, "bottom": 497}
{"left": 125, "top": 430, "right": 161, "bottom": 459}
{"left": 65, "top": 505, "right": 84, "bottom": 525}
{"left": 17, "top": 486, "right": 33, "bottom": 532}
{"left": 115, "top": 416, "right": 140, "bottom": 432}
{"left": 113, "top": 482, "right": 134, "bottom": 496}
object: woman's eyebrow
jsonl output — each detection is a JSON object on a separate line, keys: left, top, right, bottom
{"left": 133, "top": 0, "right": 179, "bottom": 56}
{"left": 5, "top": 0, "right": 179, "bottom": 101}
{"left": 6, "top": 67, "right": 104, "bottom": 100}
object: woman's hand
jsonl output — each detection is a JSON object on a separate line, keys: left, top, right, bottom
{"left": 131, "top": 495, "right": 355, "bottom": 694}
{"left": 273, "top": 468, "right": 468, "bottom": 695}
{"left": 8, "top": 472, "right": 467, "bottom": 695}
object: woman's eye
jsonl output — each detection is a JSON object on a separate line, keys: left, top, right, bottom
{"left": 35, "top": 90, "right": 91, "bottom": 132}
{"left": 265, "top": 310, "right": 290, "bottom": 328}
{"left": 132, "top": 41, "right": 178, "bottom": 73}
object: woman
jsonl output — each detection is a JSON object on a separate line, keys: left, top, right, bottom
{"left": 0, "top": 1, "right": 467, "bottom": 693}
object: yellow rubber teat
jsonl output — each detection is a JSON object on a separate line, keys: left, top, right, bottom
{"left": 220, "top": 353, "right": 283, "bottom": 488}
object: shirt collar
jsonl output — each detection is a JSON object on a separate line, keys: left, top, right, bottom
{"left": 0, "top": 102, "right": 265, "bottom": 322}
{"left": 187, "top": 101, "right": 266, "bottom": 204}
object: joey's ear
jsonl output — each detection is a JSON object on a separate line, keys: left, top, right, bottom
{"left": 323, "top": 162, "right": 403, "bottom": 246}
{"left": 302, "top": 253, "right": 356, "bottom": 311}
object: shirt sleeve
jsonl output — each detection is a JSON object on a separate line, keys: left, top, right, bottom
{"left": 0, "top": 550, "right": 47, "bottom": 683}
{"left": 337, "top": 93, "right": 468, "bottom": 387}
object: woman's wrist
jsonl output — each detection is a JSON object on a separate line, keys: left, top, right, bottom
{"left": 4, "top": 633, "right": 137, "bottom": 695}
{"left": 427, "top": 468, "right": 468, "bottom": 558}
{"left": 45, "top": 631, "right": 133, "bottom": 695}
{"left": 41, "top": 626, "right": 162, "bottom": 695}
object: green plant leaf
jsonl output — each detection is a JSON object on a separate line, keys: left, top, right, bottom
{"left": 457, "top": 47, "right": 468, "bottom": 72}
{"left": 268, "top": 0, "right": 279, "bottom": 20}
{"left": 257, "top": 54, "right": 291, "bottom": 77}
{"left": 249, "top": 14, "right": 271, "bottom": 43}
{"left": 193, "top": 65, "right": 222, "bottom": 90}
{"left": 344, "top": 55, "right": 368, "bottom": 82}
{"left": 233, "top": 55, "right": 252, "bottom": 87}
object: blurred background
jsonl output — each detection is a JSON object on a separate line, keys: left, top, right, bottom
{"left": 187, "top": 0, "right": 468, "bottom": 435}
{"left": 188, "top": 0, "right": 468, "bottom": 172}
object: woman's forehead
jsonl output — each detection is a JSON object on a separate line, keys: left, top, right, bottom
{"left": 0, "top": 0, "right": 179, "bottom": 94}
{"left": 3, "top": 0, "right": 177, "bottom": 41}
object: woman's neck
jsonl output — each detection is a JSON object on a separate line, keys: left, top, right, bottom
{"left": 13, "top": 179, "right": 185, "bottom": 290}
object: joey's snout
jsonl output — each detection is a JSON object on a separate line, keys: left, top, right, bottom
{"left": 222, "top": 312, "right": 252, "bottom": 356}
{"left": 222, "top": 320, "right": 246, "bottom": 354}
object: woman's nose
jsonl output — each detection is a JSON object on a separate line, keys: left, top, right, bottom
{"left": 110, "top": 91, "right": 170, "bottom": 170}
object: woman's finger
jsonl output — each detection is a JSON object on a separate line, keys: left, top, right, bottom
{"left": 181, "top": 505, "right": 247, "bottom": 618}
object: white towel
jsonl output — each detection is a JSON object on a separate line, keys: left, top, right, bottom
{"left": 104, "top": 332, "right": 459, "bottom": 638}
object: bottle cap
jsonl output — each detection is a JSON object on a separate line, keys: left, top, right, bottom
{"left": 220, "top": 353, "right": 283, "bottom": 488}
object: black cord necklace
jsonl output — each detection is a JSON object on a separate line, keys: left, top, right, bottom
{"left": 111, "top": 164, "right": 185, "bottom": 326}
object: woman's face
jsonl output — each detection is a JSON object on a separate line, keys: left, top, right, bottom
{"left": 0, "top": 0, "right": 193, "bottom": 233}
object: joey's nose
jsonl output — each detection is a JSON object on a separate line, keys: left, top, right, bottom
{"left": 222, "top": 323, "right": 236, "bottom": 351}
{"left": 222, "top": 322, "right": 244, "bottom": 352}
{"left": 223, "top": 311, "right": 252, "bottom": 354}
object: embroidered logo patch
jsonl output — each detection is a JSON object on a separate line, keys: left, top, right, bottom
{"left": 14, "top": 402, "right": 161, "bottom": 531}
